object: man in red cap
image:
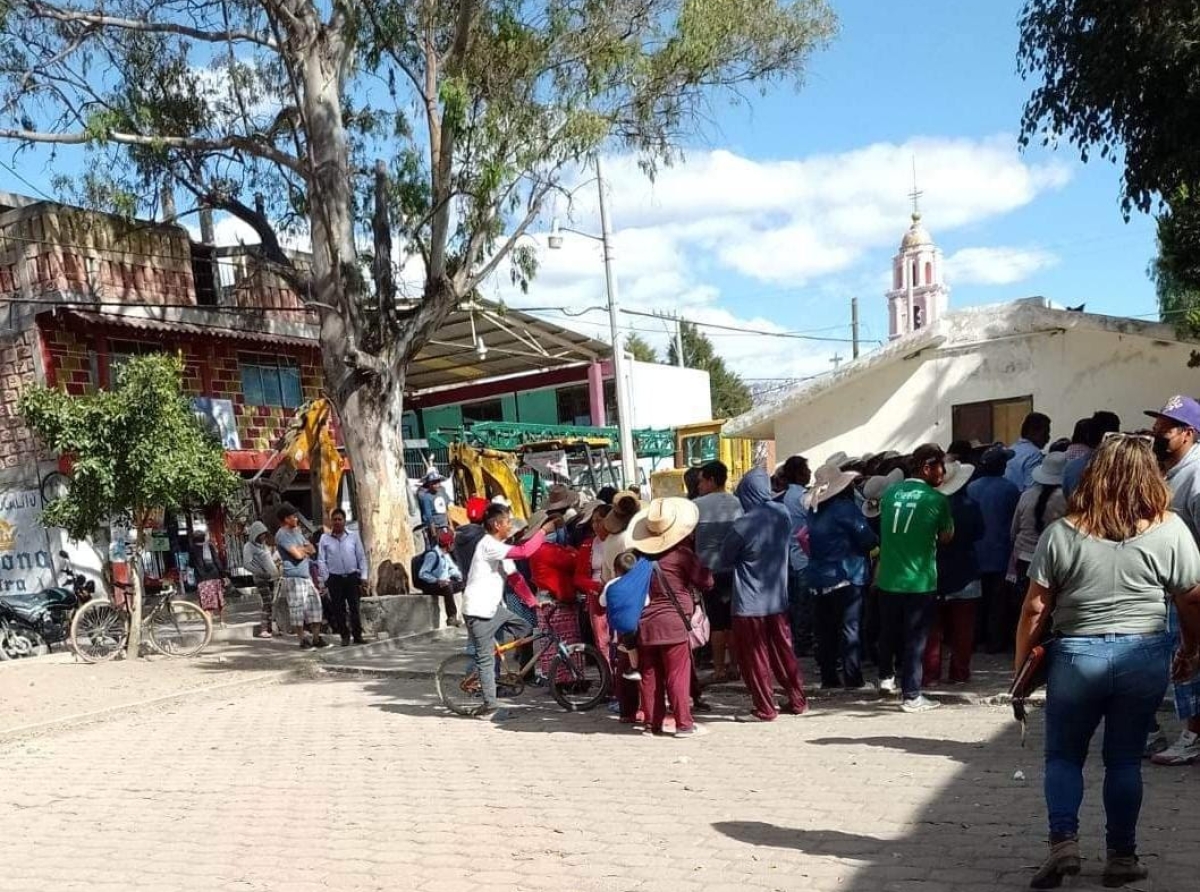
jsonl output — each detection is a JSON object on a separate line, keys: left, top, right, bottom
{"left": 418, "top": 527, "right": 465, "bottom": 627}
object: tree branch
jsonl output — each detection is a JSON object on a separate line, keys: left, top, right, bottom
{"left": 0, "top": 127, "right": 308, "bottom": 177}
{"left": 26, "top": 2, "right": 278, "bottom": 49}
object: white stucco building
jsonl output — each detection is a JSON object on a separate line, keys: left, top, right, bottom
{"left": 726, "top": 207, "right": 1199, "bottom": 463}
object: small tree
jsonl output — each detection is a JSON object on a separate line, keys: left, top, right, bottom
{"left": 624, "top": 333, "right": 659, "bottom": 364}
{"left": 667, "top": 321, "right": 752, "bottom": 418}
{"left": 19, "top": 354, "right": 239, "bottom": 656}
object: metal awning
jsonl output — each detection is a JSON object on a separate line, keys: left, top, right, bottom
{"left": 406, "top": 301, "right": 608, "bottom": 393}
{"left": 36, "top": 299, "right": 610, "bottom": 393}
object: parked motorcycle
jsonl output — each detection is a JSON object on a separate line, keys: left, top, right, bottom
{"left": 0, "top": 551, "right": 95, "bottom": 660}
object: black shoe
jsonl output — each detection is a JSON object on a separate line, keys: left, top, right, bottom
{"left": 313, "top": 637, "right": 330, "bottom": 649}
{"left": 352, "top": 637, "right": 366, "bottom": 645}
{"left": 300, "top": 638, "right": 313, "bottom": 650}
{"left": 341, "top": 636, "right": 351, "bottom": 647}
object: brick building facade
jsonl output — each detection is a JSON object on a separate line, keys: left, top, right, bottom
{"left": 0, "top": 191, "right": 324, "bottom": 591}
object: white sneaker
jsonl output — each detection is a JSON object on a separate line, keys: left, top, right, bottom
{"left": 878, "top": 677, "right": 898, "bottom": 695}
{"left": 1144, "top": 727, "right": 1168, "bottom": 758}
{"left": 900, "top": 695, "right": 941, "bottom": 714}
{"left": 1151, "top": 730, "right": 1200, "bottom": 766}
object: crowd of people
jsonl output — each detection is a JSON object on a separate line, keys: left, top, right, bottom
{"left": 407, "top": 396, "right": 1200, "bottom": 889}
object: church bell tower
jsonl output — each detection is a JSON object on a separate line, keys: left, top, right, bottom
{"left": 887, "top": 177, "right": 949, "bottom": 339}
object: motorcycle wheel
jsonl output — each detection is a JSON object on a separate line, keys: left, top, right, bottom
{"left": 0, "top": 627, "right": 49, "bottom": 660}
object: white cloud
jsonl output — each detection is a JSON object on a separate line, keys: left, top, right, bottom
{"left": 494, "top": 134, "right": 1069, "bottom": 378}
{"left": 191, "top": 132, "right": 1072, "bottom": 381}
{"left": 944, "top": 246, "right": 1059, "bottom": 286}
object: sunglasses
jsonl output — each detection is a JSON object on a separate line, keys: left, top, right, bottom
{"left": 1102, "top": 431, "right": 1154, "bottom": 446}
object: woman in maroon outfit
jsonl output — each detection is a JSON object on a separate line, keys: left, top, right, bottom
{"left": 629, "top": 498, "right": 713, "bottom": 738}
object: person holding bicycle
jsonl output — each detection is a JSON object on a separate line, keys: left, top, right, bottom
{"left": 462, "top": 504, "right": 562, "bottom": 720}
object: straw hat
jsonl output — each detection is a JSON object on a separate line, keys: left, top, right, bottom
{"left": 937, "top": 461, "right": 975, "bottom": 497}
{"left": 517, "top": 509, "right": 550, "bottom": 543}
{"left": 544, "top": 483, "right": 579, "bottom": 512}
{"left": 603, "top": 492, "right": 642, "bottom": 535}
{"left": 571, "top": 499, "right": 604, "bottom": 528}
{"left": 804, "top": 465, "right": 862, "bottom": 512}
{"left": 1032, "top": 452, "right": 1069, "bottom": 487}
{"left": 861, "top": 468, "right": 904, "bottom": 519}
{"left": 628, "top": 497, "right": 700, "bottom": 556}
{"left": 421, "top": 468, "right": 446, "bottom": 485}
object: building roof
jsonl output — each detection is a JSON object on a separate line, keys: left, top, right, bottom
{"left": 408, "top": 300, "right": 606, "bottom": 393}
{"left": 725, "top": 297, "right": 1193, "bottom": 440}
{"left": 37, "top": 298, "right": 609, "bottom": 394}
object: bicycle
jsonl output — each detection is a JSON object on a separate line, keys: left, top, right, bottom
{"left": 435, "top": 603, "right": 611, "bottom": 715}
{"left": 69, "top": 580, "right": 213, "bottom": 663}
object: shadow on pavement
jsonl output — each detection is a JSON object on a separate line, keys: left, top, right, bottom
{"left": 712, "top": 719, "right": 1200, "bottom": 891}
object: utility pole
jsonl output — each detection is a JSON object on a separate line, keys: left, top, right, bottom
{"left": 674, "top": 313, "right": 685, "bottom": 367}
{"left": 830, "top": 353, "right": 844, "bottom": 370}
{"left": 595, "top": 156, "right": 638, "bottom": 489}
{"left": 851, "top": 296, "right": 860, "bottom": 360}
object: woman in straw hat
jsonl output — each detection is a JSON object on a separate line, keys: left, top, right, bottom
{"left": 628, "top": 497, "right": 713, "bottom": 738}
{"left": 805, "top": 464, "right": 878, "bottom": 691}
{"left": 718, "top": 469, "right": 810, "bottom": 721}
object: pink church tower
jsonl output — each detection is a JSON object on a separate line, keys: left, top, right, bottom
{"left": 887, "top": 180, "right": 949, "bottom": 339}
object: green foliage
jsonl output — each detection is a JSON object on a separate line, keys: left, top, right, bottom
{"left": 1152, "top": 192, "right": 1200, "bottom": 338}
{"left": 18, "top": 355, "right": 239, "bottom": 541}
{"left": 1018, "top": 0, "right": 1200, "bottom": 217}
{"left": 0, "top": 0, "right": 836, "bottom": 318}
{"left": 667, "top": 322, "right": 751, "bottom": 418}
{"left": 624, "top": 333, "right": 659, "bottom": 363}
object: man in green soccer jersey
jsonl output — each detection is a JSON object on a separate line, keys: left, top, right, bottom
{"left": 876, "top": 443, "right": 955, "bottom": 713}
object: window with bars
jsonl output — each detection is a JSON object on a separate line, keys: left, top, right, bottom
{"left": 239, "top": 354, "right": 303, "bottom": 408}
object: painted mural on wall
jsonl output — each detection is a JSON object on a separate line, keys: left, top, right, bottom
{"left": 0, "top": 489, "right": 55, "bottom": 593}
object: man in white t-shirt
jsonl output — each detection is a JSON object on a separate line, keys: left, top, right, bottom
{"left": 463, "top": 504, "right": 560, "bottom": 719}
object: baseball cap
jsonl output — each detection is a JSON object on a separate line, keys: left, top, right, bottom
{"left": 1144, "top": 395, "right": 1200, "bottom": 430}
{"left": 980, "top": 445, "right": 1015, "bottom": 469}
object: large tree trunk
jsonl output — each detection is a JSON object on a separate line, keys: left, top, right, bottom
{"left": 335, "top": 376, "right": 415, "bottom": 594}
{"left": 300, "top": 34, "right": 416, "bottom": 591}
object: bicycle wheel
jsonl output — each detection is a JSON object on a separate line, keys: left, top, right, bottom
{"left": 70, "top": 600, "right": 128, "bottom": 663}
{"left": 549, "top": 643, "right": 611, "bottom": 712}
{"left": 435, "top": 651, "right": 486, "bottom": 716}
{"left": 147, "top": 600, "right": 213, "bottom": 657}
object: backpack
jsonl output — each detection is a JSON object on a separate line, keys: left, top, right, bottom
{"left": 604, "top": 558, "right": 653, "bottom": 634}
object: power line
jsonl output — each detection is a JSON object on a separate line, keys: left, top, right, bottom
{"left": 0, "top": 157, "right": 56, "bottom": 202}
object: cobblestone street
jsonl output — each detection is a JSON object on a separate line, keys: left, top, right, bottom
{"left": 1, "top": 668, "right": 1197, "bottom": 891}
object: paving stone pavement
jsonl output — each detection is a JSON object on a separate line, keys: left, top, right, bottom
{"left": 1, "top": 672, "right": 1196, "bottom": 892}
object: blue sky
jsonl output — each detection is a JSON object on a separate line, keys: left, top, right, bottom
{"left": 496, "top": 0, "right": 1161, "bottom": 380}
{"left": 2, "top": 1, "right": 1160, "bottom": 383}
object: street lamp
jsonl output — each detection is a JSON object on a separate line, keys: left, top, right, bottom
{"left": 547, "top": 156, "right": 638, "bottom": 490}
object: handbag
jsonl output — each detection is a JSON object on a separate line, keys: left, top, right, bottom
{"left": 1009, "top": 604, "right": 1053, "bottom": 739}
{"left": 653, "top": 563, "right": 710, "bottom": 649}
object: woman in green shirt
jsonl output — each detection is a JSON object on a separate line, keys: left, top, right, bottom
{"left": 1016, "top": 435, "right": 1200, "bottom": 889}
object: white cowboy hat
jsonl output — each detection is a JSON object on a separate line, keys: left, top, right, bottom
{"left": 628, "top": 497, "right": 700, "bottom": 556}
{"left": 822, "top": 451, "right": 850, "bottom": 469}
{"left": 937, "top": 461, "right": 976, "bottom": 497}
{"left": 544, "top": 483, "right": 579, "bottom": 512}
{"left": 804, "top": 465, "right": 862, "bottom": 512}
{"left": 861, "top": 468, "right": 904, "bottom": 519}
{"left": 1032, "top": 452, "right": 1069, "bottom": 487}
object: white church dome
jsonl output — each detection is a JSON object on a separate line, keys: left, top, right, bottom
{"left": 900, "top": 212, "right": 933, "bottom": 250}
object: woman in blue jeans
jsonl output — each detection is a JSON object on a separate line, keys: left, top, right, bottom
{"left": 1015, "top": 435, "right": 1200, "bottom": 889}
